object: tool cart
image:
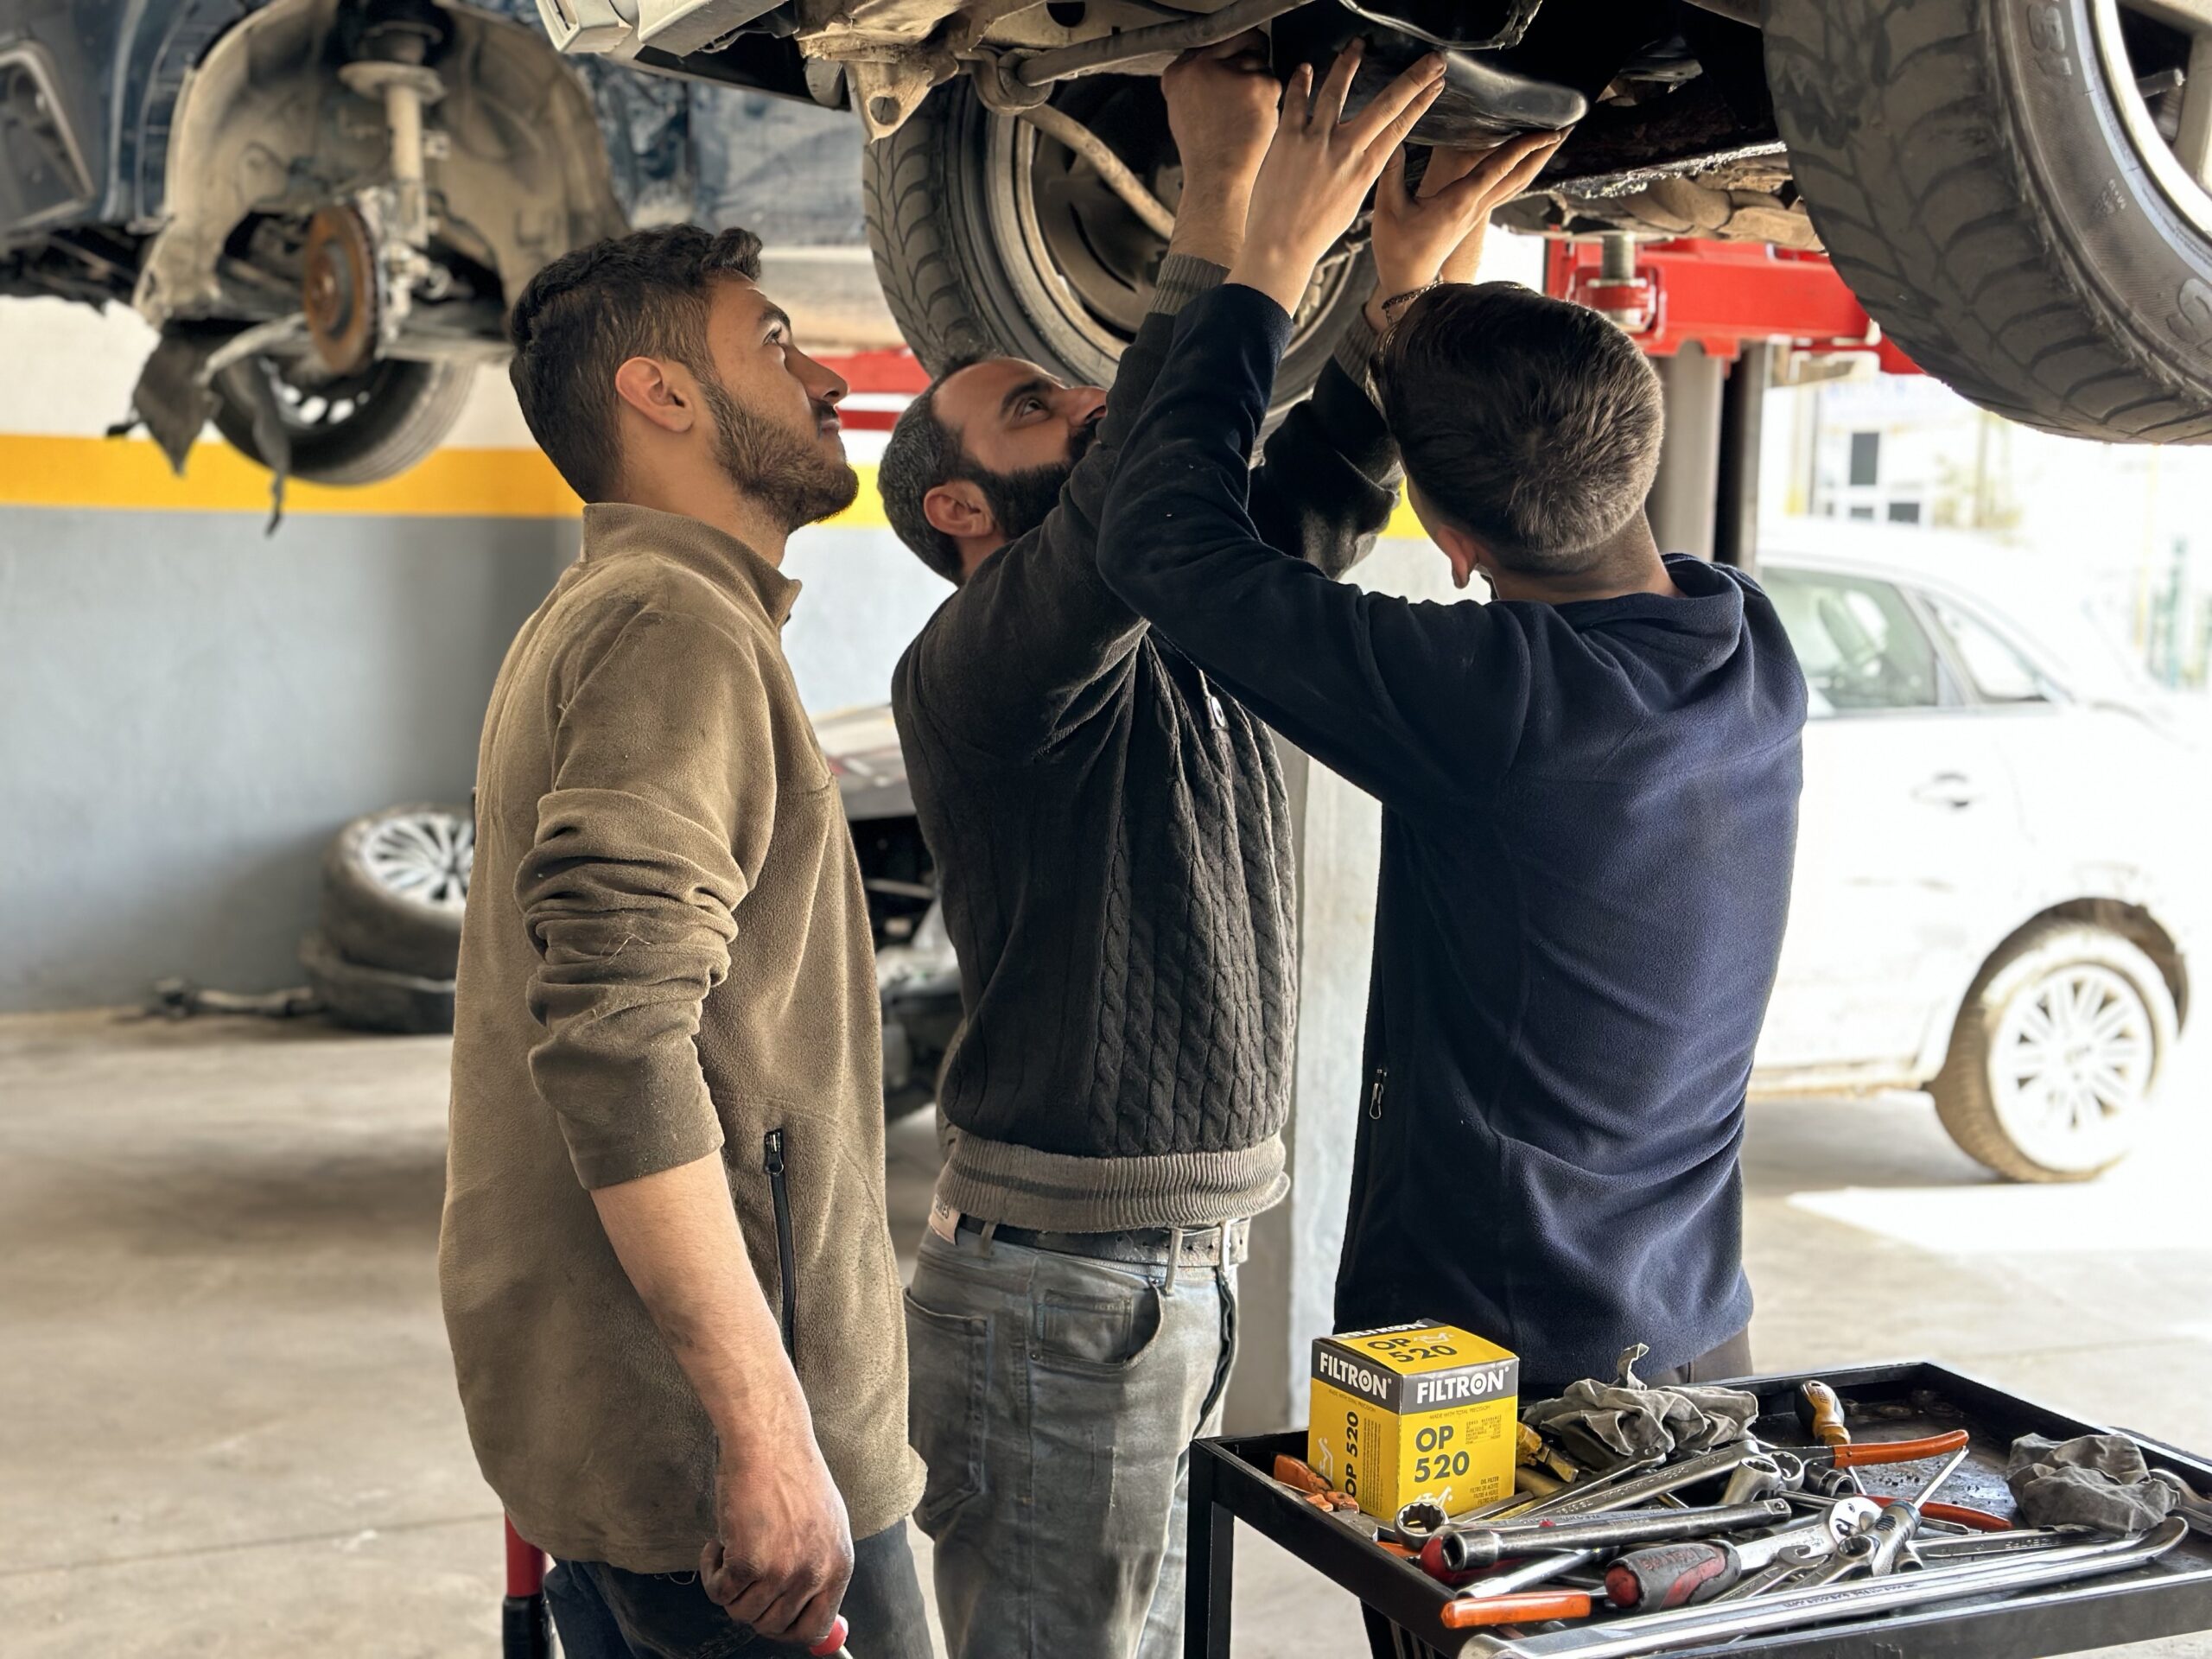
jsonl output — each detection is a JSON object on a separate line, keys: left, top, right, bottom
{"left": 1183, "top": 1361, "right": 2212, "bottom": 1658}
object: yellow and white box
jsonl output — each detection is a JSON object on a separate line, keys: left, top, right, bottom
{"left": 1306, "top": 1322, "right": 1519, "bottom": 1521}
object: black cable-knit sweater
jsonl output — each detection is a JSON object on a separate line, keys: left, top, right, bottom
{"left": 890, "top": 264, "right": 1399, "bottom": 1232}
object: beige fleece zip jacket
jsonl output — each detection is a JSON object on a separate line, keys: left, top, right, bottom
{"left": 440, "top": 502, "right": 922, "bottom": 1571}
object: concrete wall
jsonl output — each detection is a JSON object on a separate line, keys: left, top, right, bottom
{"left": 0, "top": 509, "right": 568, "bottom": 1009}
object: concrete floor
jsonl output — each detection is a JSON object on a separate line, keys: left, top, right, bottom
{"left": 3, "top": 1010, "right": 2209, "bottom": 1658}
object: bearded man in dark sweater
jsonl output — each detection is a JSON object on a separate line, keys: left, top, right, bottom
{"left": 875, "top": 41, "right": 1465, "bottom": 1659}
{"left": 1097, "top": 60, "right": 1806, "bottom": 1656}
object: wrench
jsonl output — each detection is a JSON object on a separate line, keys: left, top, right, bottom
{"left": 1602, "top": 1499, "right": 1877, "bottom": 1609}
{"left": 1540, "top": 1445, "right": 1759, "bottom": 1517}
{"left": 1708, "top": 1541, "right": 1823, "bottom": 1603}
{"left": 1451, "top": 1517, "right": 2190, "bottom": 1658}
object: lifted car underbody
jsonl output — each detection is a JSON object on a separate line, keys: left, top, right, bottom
{"left": 542, "top": 0, "right": 1816, "bottom": 247}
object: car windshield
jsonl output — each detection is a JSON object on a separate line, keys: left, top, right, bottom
{"left": 1763, "top": 568, "right": 1942, "bottom": 715}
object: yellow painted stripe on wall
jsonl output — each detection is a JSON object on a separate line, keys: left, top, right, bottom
{"left": 0, "top": 431, "right": 1428, "bottom": 539}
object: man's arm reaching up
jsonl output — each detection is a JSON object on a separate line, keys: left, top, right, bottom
{"left": 894, "top": 41, "right": 1272, "bottom": 755}
{"left": 1096, "top": 54, "right": 1562, "bottom": 806}
{"left": 515, "top": 605, "right": 848, "bottom": 1648}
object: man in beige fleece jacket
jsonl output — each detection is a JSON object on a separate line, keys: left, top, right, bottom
{"left": 441, "top": 224, "right": 926, "bottom": 1659}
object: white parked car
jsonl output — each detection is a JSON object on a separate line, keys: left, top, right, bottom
{"left": 1752, "top": 527, "right": 2200, "bottom": 1183}
{"left": 821, "top": 527, "right": 2202, "bottom": 1183}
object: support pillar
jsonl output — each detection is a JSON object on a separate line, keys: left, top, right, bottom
{"left": 1224, "top": 540, "right": 1458, "bottom": 1433}
{"left": 1714, "top": 341, "right": 1770, "bottom": 573}
{"left": 1645, "top": 344, "right": 1726, "bottom": 560}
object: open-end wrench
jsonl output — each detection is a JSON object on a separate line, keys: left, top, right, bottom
{"left": 1449, "top": 1518, "right": 2190, "bottom": 1659}
{"left": 1707, "top": 1542, "right": 1823, "bottom": 1603}
{"left": 1501, "top": 1456, "right": 1665, "bottom": 1521}
{"left": 1911, "top": 1526, "right": 2094, "bottom": 1563}
{"left": 1425, "top": 1499, "right": 1793, "bottom": 1577}
{"left": 1603, "top": 1498, "right": 1878, "bottom": 1609}
{"left": 1538, "top": 1446, "right": 1760, "bottom": 1517}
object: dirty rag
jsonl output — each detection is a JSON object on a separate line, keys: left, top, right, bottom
{"left": 1522, "top": 1344, "right": 1760, "bottom": 1461}
{"left": 2005, "top": 1433, "right": 2177, "bottom": 1533}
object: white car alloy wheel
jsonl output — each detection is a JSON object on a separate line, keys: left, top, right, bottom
{"left": 1986, "top": 962, "right": 2157, "bottom": 1175}
{"left": 320, "top": 803, "right": 474, "bottom": 982}
{"left": 1933, "top": 922, "right": 2181, "bottom": 1183}
{"left": 357, "top": 809, "right": 474, "bottom": 912}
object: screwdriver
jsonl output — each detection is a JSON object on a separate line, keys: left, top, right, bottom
{"left": 1798, "top": 1381, "right": 1866, "bottom": 1494}
{"left": 809, "top": 1616, "right": 854, "bottom": 1659}
{"left": 1440, "top": 1590, "right": 1593, "bottom": 1630}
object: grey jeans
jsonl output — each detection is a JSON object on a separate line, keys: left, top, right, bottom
{"left": 904, "top": 1224, "right": 1240, "bottom": 1659}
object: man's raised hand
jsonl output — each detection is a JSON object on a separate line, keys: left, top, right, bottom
{"left": 1162, "top": 33, "right": 1281, "bottom": 267}
{"left": 1228, "top": 43, "right": 1447, "bottom": 315}
{"left": 1367, "top": 131, "right": 1564, "bottom": 331}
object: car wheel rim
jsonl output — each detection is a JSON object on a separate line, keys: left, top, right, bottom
{"left": 240, "top": 355, "right": 407, "bottom": 435}
{"left": 988, "top": 79, "right": 1360, "bottom": 370}
{"left": 359, "top": 810, "right": 474, "bottom": 912}
{"left": 2089, "top": 0, "right": 2212, "bottom": 239}
{"left": 1986, "top": 961, "right": 2155, "bottom": 1172}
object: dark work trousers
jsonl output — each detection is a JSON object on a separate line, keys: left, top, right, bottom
{"left": 547, "top": 1520, "right": 933, "bottom": 1659}
{"left": 1360, "top": 1328, "right": 1756, "bottom": 1659}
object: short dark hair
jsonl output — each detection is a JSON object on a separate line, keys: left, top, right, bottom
{"left": 1378, "top": 283, "right": 1664, "bottom": 573}
{"left": 508, "top": 225, "right": 764, "bottom": 501}
{"left": 879, "top": 355, "right": 988, "bottom": 583}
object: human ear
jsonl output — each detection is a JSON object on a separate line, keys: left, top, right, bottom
{"left": 922, "top": 479, "right": 997, "bottom": 543}
{"left": 612, "top": 357, "right": 696, "bottom": 435}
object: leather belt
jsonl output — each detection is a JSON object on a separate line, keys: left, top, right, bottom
{"left": 935, "top": 1204, "right": 1250, "bottom": 1268}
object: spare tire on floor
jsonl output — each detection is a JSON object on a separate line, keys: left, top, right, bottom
{"left": 300, "top": 930, "right": 455, "bottom": 1036}
{"left": 1766, "top": 0, "right": 2212, "bottom": 443}
{"left": 321, "top": 803, "right": 473, "bottom": 981}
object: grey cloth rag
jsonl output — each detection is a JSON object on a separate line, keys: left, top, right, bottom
{"left": 1522, "top": 1344, "right": 1760, "bottom": 1461}
{"left": 2005, "top": 1433, "right": 2178, "bottom": 1533}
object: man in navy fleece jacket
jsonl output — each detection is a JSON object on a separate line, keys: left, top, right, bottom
{"left": 1096, "top": 49, "right": 1808, "bottom": 1405}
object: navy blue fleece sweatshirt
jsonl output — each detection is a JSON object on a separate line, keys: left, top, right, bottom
{"left": 1096, "top": 284, "right": 1808, "bottom": 1387}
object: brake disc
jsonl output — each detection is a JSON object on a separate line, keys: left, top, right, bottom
{"left": 302, "top": 204, "right": 383, "bottom": 375}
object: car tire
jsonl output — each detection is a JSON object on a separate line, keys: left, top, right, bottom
{"left": 212, "top": 355, "right": 475, "bottom": 485}
{"left": 321, "top": 804, "right": 474, "bottom": 982}
{"left": 1765, "top": 0, "right": 2212, "bottom": 443}
{"left": 299, "top": 929, "right": 456, "bottom": 1036}
{"left": 862, "top": 76, "right": 1371, "bottom": 418}
{"left": 1930, "top": 921, "right": 2178, "bottom": 1182}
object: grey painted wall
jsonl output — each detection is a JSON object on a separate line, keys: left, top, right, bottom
{"left": 0, "top": 511, "right": 950, "bottom": 1013}
{"left": 0, "top": 508, "right": 570, "bottom": 1011}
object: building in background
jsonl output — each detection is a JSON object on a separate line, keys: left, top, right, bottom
{"left": 1766, "top": 369, "right": 2210, "bottom": 689}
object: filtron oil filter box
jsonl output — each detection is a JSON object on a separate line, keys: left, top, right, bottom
{"left": 1306, "top": 1322, "right": 1519, "bottom": 1520}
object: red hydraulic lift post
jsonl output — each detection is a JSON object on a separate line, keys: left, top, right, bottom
{"left": 1546, "top": 236, "right": 1922, "bottom": 574}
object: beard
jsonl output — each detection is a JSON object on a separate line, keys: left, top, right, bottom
{"left": 700, "top": 373, "right": 860, "bottom": 532}
{"left": 969, "top": 416, "right": 1096, "bottom": 543}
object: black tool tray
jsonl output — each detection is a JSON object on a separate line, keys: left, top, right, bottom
{"left": 1184, "top": 1360, "right": 2212, "bottom": 1657}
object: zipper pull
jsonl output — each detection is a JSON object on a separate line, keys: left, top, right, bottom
{"left": 1367, "top": 1066, "right": 1388, "bottom": 1121}
{"left": 762, "top": 1128, "right": 785, "bottom": 1175}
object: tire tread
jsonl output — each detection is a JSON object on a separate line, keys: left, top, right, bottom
{"left": 1767, "top": 0, "right": 2212, "bottom": 443}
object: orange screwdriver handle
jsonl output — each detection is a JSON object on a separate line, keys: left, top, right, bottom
{"left": 1440, "top": 1591, "right": 1594, "bottom": 1630}
{"left": 809, "top": 1616, "right": 852, "bottom": 1658}
{"left": 1799, "top": 1382, "right": 1851, "bottom": 1450}
{"left": 1831, "top": 1428, "right": 1971, "bottom": 1469}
